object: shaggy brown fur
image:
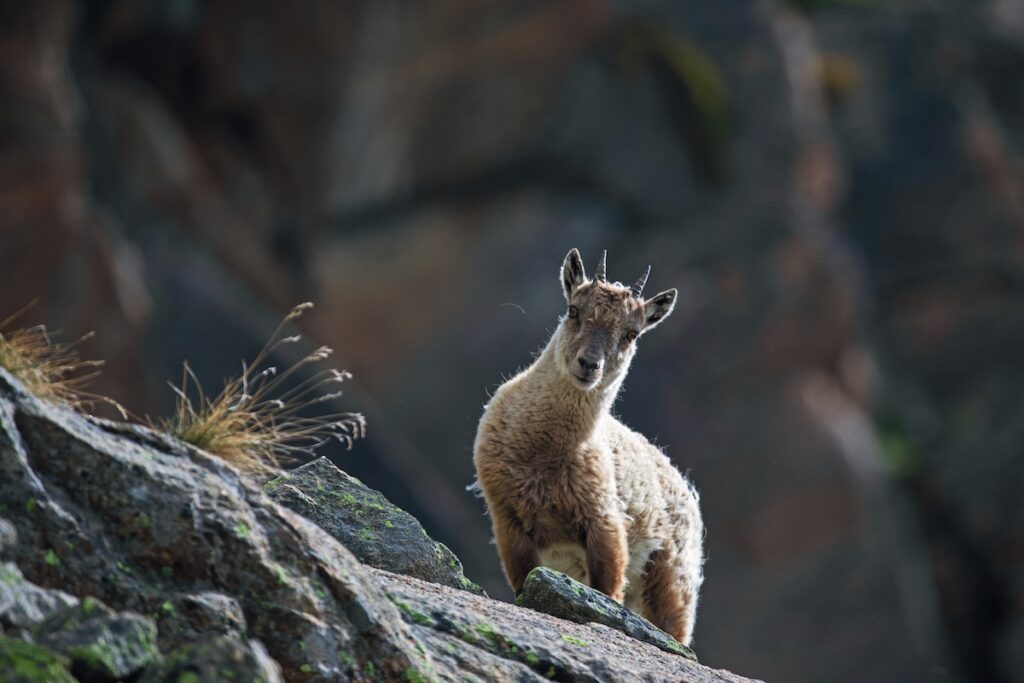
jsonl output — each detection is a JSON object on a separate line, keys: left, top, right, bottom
{"left": 473, "top": 248, "right": 704, "bottom": 645}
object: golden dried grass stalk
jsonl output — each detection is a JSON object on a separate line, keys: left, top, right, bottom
{"left": 0, "top": 301, "right": 126, "bottom": 417}
{"left": 159, "top": 302, "right": 366, "bottom": 476}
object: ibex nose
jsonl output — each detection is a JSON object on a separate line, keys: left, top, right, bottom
{"left": 577, "top": 356, "right": 602, "bottom": 374}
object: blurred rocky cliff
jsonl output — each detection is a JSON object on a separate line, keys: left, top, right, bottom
{"left": 1, "top": 1, "right": 1023, "bottom": 681}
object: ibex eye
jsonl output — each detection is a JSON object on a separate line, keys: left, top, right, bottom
{"left": 624, "top": 330, "right": 639, "bottom": 343}
{"left": 567, "top": 305, "right": 579, "bottom": 319}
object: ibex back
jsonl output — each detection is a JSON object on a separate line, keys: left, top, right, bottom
{"left": 473, "top": 248, "right": 704, "bottom": 645}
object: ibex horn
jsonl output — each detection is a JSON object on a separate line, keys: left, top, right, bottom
{"left": 631, "top": 265, "right": 651, "bottom": 298}
{"left": 595, "top": 250, "right": 607, "bottom": 282}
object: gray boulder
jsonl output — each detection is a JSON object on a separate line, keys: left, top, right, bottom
{"left": 0, "top": 368, "right": 433, "bottom": 680}
{"left": 267, "top": 456, "right": 484, "bottom": 595}
{"left": 0, "top": 561, "right": 78, "bottom": 637}
{"left": 517, "top": 567, "right": 697, "bottom": 661}
{"left": 373, "top": 567, "right": 750, "bottom": 683}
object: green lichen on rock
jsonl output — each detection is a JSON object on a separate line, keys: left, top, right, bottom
{"left": 560, "top": 633, "right": 589, "bottom": 647}
{"left": 393, "top": 598, "right": 436, "bottom": 627}
{"left": 270, "top": 563, "right": 291, "bottom": 586}
{"left": 267, "top": 457, "right": 483, "bottom": 594}
{"left": 403, "top": 666, "right": 434, "bottom": 683}
{"left": 0, "top": 562, "right": 19, "bottom": 584}
{"left": 0, "top": 636, "right": 76, "bottom": 683}
{"left": 35, "top": 598, "right": 159, "bottom": 679}
{"left": 518, "top": 567, "right": 697, "bottom": 661}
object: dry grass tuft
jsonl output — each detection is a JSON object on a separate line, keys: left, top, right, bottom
{"left": 159, "top": 302, "right": 366, "bottom": 476}
{"left": 0, "top": 302, "right": 125, "bottom": 417}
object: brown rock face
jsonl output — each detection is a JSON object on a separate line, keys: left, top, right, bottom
{"left": 2, "top": 1, "right": 1022, "bottom": 681}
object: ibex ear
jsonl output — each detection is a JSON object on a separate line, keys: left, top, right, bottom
{"left": 561, "top": 248, "right": 587, "bottom": 302}
{"left": 641, "top": 289, "right": 677, "bottom": 331}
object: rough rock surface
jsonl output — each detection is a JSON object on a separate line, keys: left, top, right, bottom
{"left": 517, "top": 567, "right": 697, "bottom": 661}
{"left": 267, "top": 457, "right": 483, "bottom": 595}
{"left": 154, "top": 590, "right": 247, "bottom": 649}
{"left": 0, "top": 369, "right": 759, "bottom": 681}
{"left": 373, "top": 567, "right": 742, "bottom": 683}
{"left": 35, "top": 599, "right": 159, "bottom": 680}
{"left": 139, "top": 635, "right": 283, "bottom": 683}
{"left": 2, "top": 561, "right": 160, "bottom": 680}
{"left": 0, "top": 563, "right": 78, "bottom": 637}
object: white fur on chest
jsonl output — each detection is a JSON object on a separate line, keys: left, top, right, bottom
{"left": 538, "top": 544, "right": 589, "bottom": 584}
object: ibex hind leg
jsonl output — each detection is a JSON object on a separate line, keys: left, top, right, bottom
{"left": 641, "top": 548, "right": 695, "bottom": 646}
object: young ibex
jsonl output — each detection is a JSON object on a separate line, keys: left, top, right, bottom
{"left": 473, "top": 248, "right": 704, "bottom": 645}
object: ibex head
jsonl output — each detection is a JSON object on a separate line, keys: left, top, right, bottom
{"left": 556, "top": 248, "right": 677, "bottom": 391}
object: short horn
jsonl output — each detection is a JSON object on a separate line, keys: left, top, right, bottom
{"left": 594, "top": 250, "right": 607, "bottom": 282}
{"left": 631, "top": 265, "right": 651, "bottom": 298}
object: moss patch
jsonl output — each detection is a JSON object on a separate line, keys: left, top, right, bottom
{"left": 0, "top": 564, "right": 20, "bottom": 585}
{"left": 0, "top": 637, "right": 75, "bottom": 683}
{"left": 392, "top": 599, "right": 436, "bottom": 627}
{"left": 403, "top": 667, "right": 432, "bottom": 683}
{"left": 270, "top": 564, "right": 291, "bottom": 586}
{"left": 263, "top": 476, "right": 285, "bottom": 492}
{"left": 560, "top": 633, "right": 589, "bottom": 647}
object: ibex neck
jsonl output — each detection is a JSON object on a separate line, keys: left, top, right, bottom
{"left": 524, "top": 339, "right": 619, "bottom": 441}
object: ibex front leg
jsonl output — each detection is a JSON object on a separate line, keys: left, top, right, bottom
{"left": 585, "top": 517, "right": 627, "bottom": 602}
{"left": 492, "top": 507, "right": 540, "bottom": 596}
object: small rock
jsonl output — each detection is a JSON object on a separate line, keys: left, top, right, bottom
{"left": 0, "top": 562, "right": 78, "bottom": 636}
{"left": 267, "top": 456, "right": 484, "bottom": 594}
{"left": 516, "top": 567, "right": 697, "bottom": 661}
{"left": 0, "top": 636, "right": 76, "bottom": 683}
{"left": 139, "top": 635, "right": 283, "bottom": 683}
{"left": 35, "top": 597, "right": 159, "bottom": 680}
